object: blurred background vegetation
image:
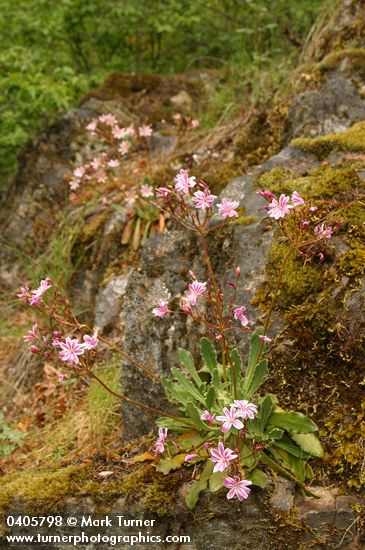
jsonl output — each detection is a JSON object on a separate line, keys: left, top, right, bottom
{"left": 0, "top": 0, "right": 325, "bottom": 182}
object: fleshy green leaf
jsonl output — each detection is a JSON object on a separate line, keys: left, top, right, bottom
{"left": 259, "top": 395, "right": 275, "bottom": 431}
{"left": 242, "top": 327, "right": 265, "bottom": 393}
{"left": 246, "top": 358, "right": 269, "bottom": 396}
{"left": 206, "top": 385, "right": 216, "bottom": 410}
{"left": 156, "top": 454, "right": 186, "bottom": 474}
{"left": 179, "top": 348, "right": 202, "bottom": 387}
{"left": 185, "top": 461, "right": 214, "bottom": 510}
{"left": 268, "top": 411, "right": 318, "bottom": 433}
{"left": 291, "top": 433, "right": 324, "bottom": 458}
{"left": 171, "top": 367, "right": 206, "bottom": 405}
{"left": 209, "top": 470, "right": 225, "bottom": 492}
{"left": 185, "top": 401, "right": 207, "bottom": 430}
{"left": 155, "top": 417, "right": 191, "bottom": 433}
{"left": 200, "top": 338, "right": 217, "bottom": 373}
{"left": 247, "top": 468, "right": 269, "bottom": 488}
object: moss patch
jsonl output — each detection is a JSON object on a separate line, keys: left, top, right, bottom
{"left": 338, "top": 244, "right": 365, "bottom": 277}
{"left": 292, "top": 122, "right": 365, "bottom": 159}
{"left": 257, "top": 161, "right": 364, "bottom": 198}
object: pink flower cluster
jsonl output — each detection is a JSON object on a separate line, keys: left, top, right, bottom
{"left": 257, "top": 190, "right": 305, "bottom": 220}
{"left": 209, "top": 442, "right": 252, "bottom": 501}
{"left": 57, "top": 332, "right": 99, "bottom": 365}
{"left": 17, "top": 278, "right": 54, "bottom": 307}
{"left": 216, "top": 400, "right": 257, "bottom": 433}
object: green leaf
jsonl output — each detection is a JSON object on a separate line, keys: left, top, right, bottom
{"left": 229, "top": 348, "right": 242, "bottom": 391}
{"left": 259, "top": 395, "right": 275, "bottom": 431}
{"left": 205, "top": 385, "right": 216, "bottom": 410}
{"left": 179, "top": 348, "right": 202, "bottom": 387}
{"left": 155, "top": 417, "right": 191, "bottom": 433}
{"left": 268, "top": 412, "right": 318, "bottom": 433}
{"left": 200, "top": 338, "right": 217, "bottom": 373}
{"left": 171, "top": 367, "right": 206, "bottom": 405}
{"left": 185, "top": 401, "right": 206, "bottom": 430}
{"left": 209, "top": 470, "right": 226, "bottom": 492}
{"left": 247, "top": 468, "right": 269, "bottom": 488}
{"left": 185, "top": 461, "right": 214, "bottom": 510}
{"left": 242, "top": 327, "right": 265, "bottom": 393}
{"left": 156, "top": 454, "right": 186, "bottom": 474}
{"left": 291, "top": 433, "right": 324, "bottom": 458}
{"left": 246, "top": 358, "right": 269, "bottom": 396}
{"left": 265, "top": 428, "right": 284, "bottom": 440}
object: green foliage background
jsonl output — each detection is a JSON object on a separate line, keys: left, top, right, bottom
{"left": 0, "top": 0, "right": 324, "bottom": 181}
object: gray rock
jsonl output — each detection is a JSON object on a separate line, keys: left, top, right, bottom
{"left": 95, "top": 275, "right": 129, "bottom": 330}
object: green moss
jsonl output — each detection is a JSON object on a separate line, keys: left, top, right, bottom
{"left": 292, "top": 122, "right": 365, "bottom": 159}
{"left": 318, "top": 48, "right": 365, "bottom": 78}
{"left": 266, "top": 243, "right": 324, "bottom": 309}
{"left": 257, "top": 162, "right": 363, "bottom": 198}
{"left": 0, "top": 465, "right": 88, "bottom": 515}
{"left": 338, "top": 244, "right": 365, "bottom": 277}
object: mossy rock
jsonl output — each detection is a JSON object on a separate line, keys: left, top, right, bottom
{"left": 258, "top": 161, "right": 364, "bottom": 198}
{"left": 292, "top": 121, "right": 365, "bottom": 159}
{"left": 338, "top": 244, "right": 365, "bottom": 277}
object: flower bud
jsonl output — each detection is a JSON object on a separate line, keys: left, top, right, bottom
{"left": 29, "top": 345, "right": 40, "bottom": 354}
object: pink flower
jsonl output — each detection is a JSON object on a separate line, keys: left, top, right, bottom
{"left": 174, "top": 169, "right": 196, "bottom": 193}
{"left": 29, "top": 295, "right": 42, "bottom": 307}
{"left": 217, "top": 198, "right": 239, "bottom": 218}
{"left": 32, "top": 278, "right": 53, "bottom": 299}
{"left": 201, "top": 410, "right": 215, "bottom": 423}
{"left": 52, "top": 339, "right": 61, "bottom": 348}
{"left": 301, "top": 220, "right": 310, "bottom": 229}
{"left": 140, "top": 184, "right": 154, "bottom": 198}
{"left": 99, "top": 114, "right": 117, "bottom": 126}
{"left": 125, "top": 189, "right": 137, "bottom": 205}
{"left": 119, "top": 141, "right": 131, "bottom": 156}
{"left": 314, "top": 223, "right": 332, "bottom": 239}
{"left": 82, "top": 331, "right": 99, "bottom": 350}
{"left": 256, "top": 189, "right": 275, "bottom": 201}
{"left": 259, "top": 335, "right": 272, "bottom": 343}
{"left": 224, "top": 476, "right": 252, "bottom": 501}
{"left": 234, "top": 306, "right": 248, "bottom": 327}
{"left": 189, "top": 119, "right": 199, "bottom": 129}
{"left": 152, "top": 300, "right": 169, "bottom": 318}
{"left": 108, "top": 159, "right": 120, "bottom": 168}
{"left": 156, "top": 187, "right": 171, "bottom": 198}
{"left": 185, "top": 453, "right": 199, "bottom": 462}
{"left": 138, "top": 124, "right": 153, "bottom": 137}
{"left": 210, "top": 442, "right": 238, "bottom": 472}
{"left": 186, "top": 281, "right": 207, "bottom": 305}
{"left": 86, "top": 120, "right": 98, "bottom": 133}
{"left": 233, "top": 400, "right": 258, "bottom": 420}
{"left": 29, "top": 345, "right": 40, "bottom": 354}
{"left": 112, "top": 126, "right": 129, "bottom": 139}
{"left": 267, "top": 194, "right": 293, "bottom": 219}
{"left": 153, "top": 428, "right": 168, "bottom": 454}
{"left": 59, "top": 337, "right": 85, "bottom": 365}
{"left": 216, "top": 406, "right": 244, "bottom": 433}
{"left": 23, "top": 324, "right": 38, "bottom": 342}
{"left": 192, "top": 189, "right": 217, "bottom": 210}
{"left": 73, "top": 166, "right": 85, "bottom": 179}
{"left": 96, "top": 171, "right": 107, "bottom": 183}
{"left": 17, "top": 285, "right": 30, "bottom": 302}
{"left": 69, "top": 180, "right": 80, "bottom": 191}
{"left": 292, "top": 191, "right": 305, "bottom": 206}
{"left": 58, "top": 374, "right": 69, "bottom": 383}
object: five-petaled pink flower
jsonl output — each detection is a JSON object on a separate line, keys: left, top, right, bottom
{"left": 224, "top": 476, "right": 252, "bottom": 501}
{"left": 201, "top": 410, "right": 215, "bottom": 423}
{"left": 31, "top": 278, "right": 53, "bottom": 299}
{"left": 119, "top": 141, "right": 130, "bottom": 156}
{"left": 82, "top": 331, "right": 99, "bottom": 350}
{"left": 216, "top": 406, "right": 244, "bottom": 433}
{"left": 234, "top": 306, "right": 248, "bottom": 327}
{"left": 23, "top": 324, "right": 38, "bottom": 342}
{"left": 152, "top": 300, "right": 169, "bottom": 318}
{"left": 292, "top": 191, "right": 305, "bottom": 206}
{"left": 99, "top": 114, "right": 117, "bottom": 126}
{"left": 233, "top": 400, "right": 257, "bottom": 420}
{"left": 59, "top": 337, "right": 85, "bottom": 365}
{"left": 186, "top": 281, "right": 207, "bottom": 305}
{"left": 210, "top": 441, "right": 238, "bottom": 472}
{"left": 108, "top": 159, "right": 120, "bottom": 168}
{"left": 314, "top": 223, "right": 332, "bottom": 240}
{"left": 153, "top": 428, "right": 168, "bottom": 454}
{"left": 217, "top": 198, "right": 239, "bottom": 218}
{"left": 139, "top": 124, "right": 153, "bottom": 137}
{"left": 267, "top": 194, "right": 293, "bottom": 219}
{"left": 174, "top": 169, "right": 196, "bottom": 193}
{"left": 140, "top": 184, "right": 154, "bottom": 198}
{"left": 192, "top": 189, "right": 217, "bottom": 210}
